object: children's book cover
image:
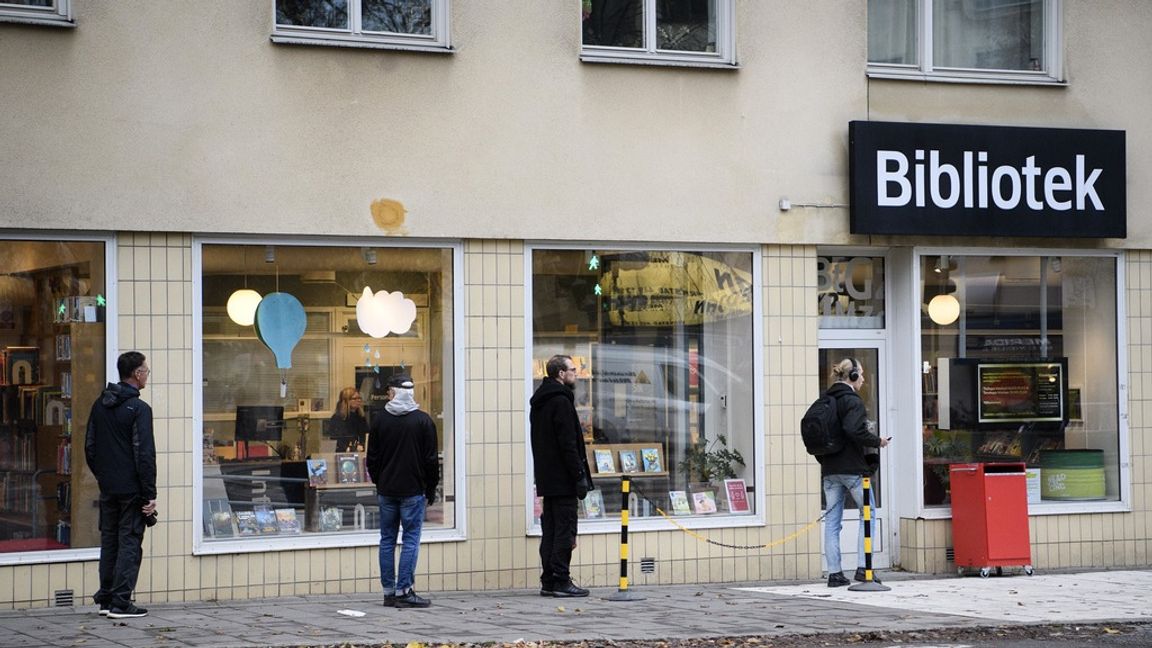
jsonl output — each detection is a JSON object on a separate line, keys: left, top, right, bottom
{"left": 307, "top": 458, "right": 328, "bottom": 487}
{"left": 593, "top": 449, "right": 616, "bottom": 474}
{"left": 335, "top": 453, "right": 361, "bottom": 483}
{"left": 275, "top": 508, "right": 301, "bottom": 534}
{"left": 668, "top": 490, "right": 691, "bottom": 515}
{"left": 642, "top": 447, "right": 663, "bottom": 472}
{"left": 254, "top": 504, "right": 279, "bottom": 534}
{"left": 691, "top": 490, "right": 717, "bottom": 514}
{"left": 582, "top": 489, "right": 605, "bottom": 519}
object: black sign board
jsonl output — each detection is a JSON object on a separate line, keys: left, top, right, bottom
{"left": 849, "top": 121, "right": 1126, "bottom": 238}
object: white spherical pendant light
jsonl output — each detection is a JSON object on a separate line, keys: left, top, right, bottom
{"left": 227, "top": 289, "right": 263, "bottom": 326}
{"left": 928, "top": 294, "right": 960, "bottom": 326}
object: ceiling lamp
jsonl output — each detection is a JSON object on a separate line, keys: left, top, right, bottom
{"left": 928, "top": 294, "right": 960, "bottom": 326}
{"left": 226, "top": 289, "right": 263, "bottom": 326}
{"left": 356, "top": 286, "right": 417, "bottom": 338}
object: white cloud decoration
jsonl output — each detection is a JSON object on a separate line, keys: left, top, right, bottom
{"left": 355, "top": 286, "right": 417, "bottom": 338}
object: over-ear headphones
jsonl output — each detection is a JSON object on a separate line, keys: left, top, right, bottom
{"left": 847, "top": 357, "right": 860, "bottom": 382}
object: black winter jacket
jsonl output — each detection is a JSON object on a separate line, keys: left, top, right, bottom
{"left": 816, "top": 382, "right": 883, "bottom": 477}
{"left": 366, "top": 408, "right": 439, "bottom": 499}
{"left": 84, "top": 382, "right": 157, "bottom": 500}
{"left": 530, "top": 380, "right": 594, "bottom": 497}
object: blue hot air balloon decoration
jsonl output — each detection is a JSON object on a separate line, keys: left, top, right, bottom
{"left": 254, "top": 292, "right": 307, "bottom": 369}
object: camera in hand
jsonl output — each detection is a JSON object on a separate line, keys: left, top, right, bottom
{"left": 144, "top": 511, "right": 158, "bottom": 527}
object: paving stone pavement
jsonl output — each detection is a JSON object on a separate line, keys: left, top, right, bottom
{"left": 1, "top": 570, "right": 1149, "bottom": 647}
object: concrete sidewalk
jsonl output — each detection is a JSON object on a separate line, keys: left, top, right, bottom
{"left": 2, "top": 569, "right": 1150, "bottom": 647}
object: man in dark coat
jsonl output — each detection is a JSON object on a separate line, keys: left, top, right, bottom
{"left": 85, "top": 351, "right": 156, "bottom": 619}
{"left": 817, "top": 357, "right": 889, "bottom": 587}
{"left": 367, "top": 373, "right": 439, "bottom": 608}
{"left": 530, "top": 354, "right": 594, "bottom": 598}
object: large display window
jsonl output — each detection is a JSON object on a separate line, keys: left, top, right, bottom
{"left": 196, "top": 242, "right": 457, "bottom": 548}
{"left": 530, "top": 249, "right": 757, "bottom": 522}
{"left": 0, "top": 238, "right": 108, "bottom": 558}
{"left": 919, "top": 253, "right": 1120, "bottom": 508}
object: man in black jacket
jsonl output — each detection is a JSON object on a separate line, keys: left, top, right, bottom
{"left": 85, "top": 351, "right": 156, "bottom": 619}
{"left": 367, "top": 373, "right": 439, "bottom": 608}
{"left": 817, "top": 357, "right": 889, "bottom": 588}
{"left": 530, "top": 355, "right": 594, "bottom": 598}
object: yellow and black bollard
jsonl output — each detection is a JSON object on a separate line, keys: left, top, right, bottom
{"left": 848, "top": 476, "right": 891, "bottom": 592}
{"left": 606, "top": 475, "right": 645, "bottom": 601}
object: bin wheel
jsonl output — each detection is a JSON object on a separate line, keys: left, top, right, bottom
{"left": 1024, "top": 565, "right": 1034, "bottom": 576}
{"left": 979, "top": 567, "right": 992, "bottom": 578}
{"left": 996, "top": 566, "right": 1003, "bottom": 577}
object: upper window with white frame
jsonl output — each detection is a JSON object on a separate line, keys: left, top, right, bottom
{"left": 581, "top": 0, "right": 736, "bottom": 68}
{"left": 0, "top": 0, "right": 73, "bottom": 27}
{"left": 271, "top": 0, "right": 450, "bottom": 52}
{"left": 868, "top": 0, "right": 1063, "bottom": 84}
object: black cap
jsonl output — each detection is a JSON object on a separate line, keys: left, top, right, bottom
{"left": 388, "top": 373, "right": 414, "bottom": 389}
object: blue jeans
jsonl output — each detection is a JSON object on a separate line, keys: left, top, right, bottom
{"left": 378, "top": 494, "right": 426, "bottom": 594}
{"left": 822, "top": 474, "right": 869, "bottom": 574}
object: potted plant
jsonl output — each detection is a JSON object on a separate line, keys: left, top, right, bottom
{"left": 679, "top": 434, "right": 745, "bottom": 487}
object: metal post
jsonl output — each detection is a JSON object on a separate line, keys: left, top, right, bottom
{"left": 849, "top": 476, "right": 890, "bottom": 592}
{"left": 606, "top": 475, "right": 644, "bottom": 601}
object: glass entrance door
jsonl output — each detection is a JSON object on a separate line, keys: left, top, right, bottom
{"left": 817, "top": 345, "right": 891, "bottom": 571}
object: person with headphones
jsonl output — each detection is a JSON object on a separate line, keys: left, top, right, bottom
{"left": 818, "top": 357, "right": 890, "bottom": 587}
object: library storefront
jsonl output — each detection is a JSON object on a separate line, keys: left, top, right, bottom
{"left": 847, "top": 120, "right": 1134, "bottom": 572}
{"left": 0, "top": 236, "right": 111, "bottom": 560}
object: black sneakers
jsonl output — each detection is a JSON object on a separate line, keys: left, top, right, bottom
{"left": 551, "top": 581, "right": 589, "bottom": 598}
{"left": 827, "top": 572, "right": 851, "bottom": 587}
{"left": 854, "top": 568, "right": 882, "bottom": 584}
{"left": 97, "top": 602, "right": 110, "bottom": 616}
{"left": 383, "top": 594, "right": 397, "bottom": 607}
{"left": 539, "top": 585, "right": 555, "bottom": 597}
{"left": 107, "top": 604, "right": 148, "bottom": 619}
{"left": 394, "top": 589, "right": 431, "bottom": 608}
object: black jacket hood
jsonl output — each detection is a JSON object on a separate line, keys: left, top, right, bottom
{"left": 529, "top": 379, "right": 573, "bottom": 407}
{"left": 100, "top": 382, "right": 141, "bottom": 408}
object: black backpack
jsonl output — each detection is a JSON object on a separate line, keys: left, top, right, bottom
{"left": 801, "top": 392, "right": 844, "bottom": 456}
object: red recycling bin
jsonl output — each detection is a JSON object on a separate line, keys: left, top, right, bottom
{"left": 949, "top": 462, "right": 1034, "bottom": 577}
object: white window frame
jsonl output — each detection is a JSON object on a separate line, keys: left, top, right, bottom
{"left": 523, "top": 242, "right": 764, "bottom": 537}
{"left": 270, "top": 0, "right": 451, "bottom": 53}
{"left": 580, "top": 0, "right": 737, "bottom": 69}
{"left": 867, "top": 0, "right": 1064, "bottom": 85}
{"left": 0, "top": 0, "right": 73, "bottom": 28}
{"left": 191, "top": 236, "right": 466, "bottom": 556}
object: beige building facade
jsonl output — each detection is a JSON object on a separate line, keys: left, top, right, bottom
{"left": 0, "top": 1, "right": 1149, "bottom": 609}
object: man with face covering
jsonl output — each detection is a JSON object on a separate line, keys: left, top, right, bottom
{"left": 367, "top": 373, "right": 439, "bottom": 608}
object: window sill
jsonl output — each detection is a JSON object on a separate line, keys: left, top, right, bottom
{"left": 580, "top": 52, "right": 738, "bottom": 70}
{"left": 867, "top": 68, "right": 1065, "bottom": 87}
{"left": 192, "top": 526, "right": 465, "bottom": 556}
{"left": 0, "top": 14, "right": 75, "bottom": 28}
{"left": 0, "top": 546, "right": 96, "bottom": 567}
{"left": 917, "top": 500, "right": 1129, "bottom": 520}
{"left": 528, "top": 513, "right": 763, "bottom": 536}
{"left": 271, "top": 33, "right": 452, "bottom": 54}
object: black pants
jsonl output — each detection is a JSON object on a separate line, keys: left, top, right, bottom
{"left": 94, "top": 494, "right": 146, "bottom": 609}
{"left": 539, "top": 495, "right": 579, "bottom": 587}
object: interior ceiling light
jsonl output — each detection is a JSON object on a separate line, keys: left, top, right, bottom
{"left": 226, "top": 289, "right": 263, "bottom": 326}
{"left": 928, "top": 294, "right": 960, "bottom": 326}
